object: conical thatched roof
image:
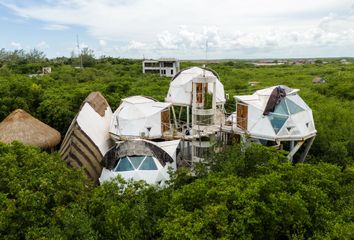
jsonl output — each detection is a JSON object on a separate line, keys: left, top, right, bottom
{"left": 0, "top": 109, "right": 61, "bottom": 149}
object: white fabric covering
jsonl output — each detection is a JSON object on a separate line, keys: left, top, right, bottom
{"left": 110, "top": 96, "right": 171, "bottom": 138}
{"left": 76, "top": 102, "right": 113, "bottom": 155}
{"left": 165, "top": 67, "right": 226, "bottom": 105}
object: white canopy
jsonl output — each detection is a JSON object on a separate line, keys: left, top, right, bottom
{"left": 234, "top": 86, "right": 316, "bottom": 141}
{"left": 110, "top": 96, "right": 171, "bottom": 139}
{"left": 165, "top": 67, "right": 226, "bottom": 105}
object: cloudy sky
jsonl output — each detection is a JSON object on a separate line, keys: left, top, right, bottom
{"left": 1, "top": 0, "right": 354, "bottom": 59}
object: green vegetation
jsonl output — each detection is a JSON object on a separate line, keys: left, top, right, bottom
{"left": 0, "top": 49, "right": 353, "bottom": 239}
{"left": 1, "top": 142, "right": 353, "bottom": 239}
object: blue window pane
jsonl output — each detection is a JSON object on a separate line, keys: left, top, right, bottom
{"left": 129, "top": 156, "right": 145, "bottom": 169}
{"left": 115, "top": 157, "right": 134, "bottom": 172}
{"left": 273, "top": 99, "right": 289, "bottom": 115}
{"left": 269, "top": 114, "right": 288, "bottom": 133}
{"left": 286, "top": 99, "right": 304, "bottom": 114}
{"left": 139, "top": 156, "right": 158, "bottom": 170}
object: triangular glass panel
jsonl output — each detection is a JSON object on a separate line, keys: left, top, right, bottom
{"left": 115, "top": 157, "right": 134, "bottom": 172}
{"left": 139, "top": 156, "right": 158, "bottom": 170}
{"left": 273, "top": 99, "right": 289, "bottom": 115}
{"left": 268, "top": 113, "right": 288, "bottom": 134}
{"left": 129, "top": 156, "right": 145, "bottom": 169}
{"left": 286, "top": 98, "right": 304, "bottom": 114}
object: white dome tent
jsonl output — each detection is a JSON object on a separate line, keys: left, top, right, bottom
{"left": 110, "top": 96, "right": 172, "bottom": 140}
{"left": 165, "top": 67, "right": 226, "bottom": 106}
{"left": 234, "top": 86, "right": 316, "bottom": 161}
{"left": 99, "top": 139, "right": 180, "bottom": 185}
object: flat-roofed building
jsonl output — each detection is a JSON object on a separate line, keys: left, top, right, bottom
{"left": 142, "top": 58, "right": 180, "bottom": 77}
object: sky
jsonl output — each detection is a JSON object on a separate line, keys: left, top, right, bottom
{"left": 1, "top": 0, "right": 354, "bottom": 59}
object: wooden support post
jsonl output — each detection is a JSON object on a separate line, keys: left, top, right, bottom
{"left": 187, "top": 105, "right": 190, "bottom": 128}
{"left": 180, "top": 139, "right": 184, "bottom": 163}
{"left": 171, "top": 106, "right": 178, "bottom": 130}
{"left": 299, "top": 137, "right": 315, "bottom": 162}
{"left": 289, "top": 141, "right": 295, "bottom": 161}
{"left": 213, "top": 81, "right": 216, "bottom": 124}
{"left": 178, "top": 106, "right": 183, "bottom": 121}
{"left": 287, "top": 141, "right": 304, "bottom": 162}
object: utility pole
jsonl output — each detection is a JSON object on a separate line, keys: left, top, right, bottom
{"left": 76, "top": 34, "right": 83, "bottom": 68}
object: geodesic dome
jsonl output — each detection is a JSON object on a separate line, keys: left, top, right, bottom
{"left": 99, "top": 139, "right": 180, "bottom": 185}
{"left": 235, "top": 86, "right": 316, "bottom": 141}
{"left": 165, "top": 67, "right": 226, "bottom": 105}
{"left": 110, "top": 96, "right": 171, "bottom": 139}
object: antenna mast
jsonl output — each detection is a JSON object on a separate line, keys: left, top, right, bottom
{"left": 76, "top": 34, "right": 83, "bottom": 68}
{"left": 203, "top": 39, "right": 208, "bottom": 77}
{"left": 205, "top": 39, "right": 208, "bottom": 63}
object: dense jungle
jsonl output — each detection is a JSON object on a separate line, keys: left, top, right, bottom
{"left": 0, "top": 49, "right": 353, "bottom": 239}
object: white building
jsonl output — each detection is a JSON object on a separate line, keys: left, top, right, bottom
{"left": 142, "top": 58, "right": 180, "bottom": 77}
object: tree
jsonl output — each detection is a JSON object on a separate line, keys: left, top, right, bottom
{"left": 159, "top": 159, "right": 354, "bottom": 239}
{"left": 0, "top": 142, "right": 94, "bottom": 239}
{"left": 26, "top": 48, "right": 46, "bottom": 63}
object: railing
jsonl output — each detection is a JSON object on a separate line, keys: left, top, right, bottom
{"left": 192, "top": 108, "right": 215, "bottom": 115}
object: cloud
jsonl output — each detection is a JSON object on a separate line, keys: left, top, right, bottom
{"left": 125, "top": 40, "right": 147, "bottom": 51}
{"left": 2, "top": 0, "right": 354, "bottom": 58}
{"left": 42, "top": 24, "right": 69, "bottom": 31}
{"left": 36, "top": 41, "right": 49, "bottom": 49}
{"left": 99, "top": 39, "right": 107, "bottom": 47}
{"left": 10, "top": 41, "right": 21, "bottom": 49}
{"left": 156, "top": 26, "right": 224, "bottom": 50}
{"left": 318, "top": 13, "right": 354, "bottom": 32}
{"left": 157, "top": 31, "right": 179, "bottom": 50}
{"left": 80, "top": 43, "right": 89, "bottom": 49}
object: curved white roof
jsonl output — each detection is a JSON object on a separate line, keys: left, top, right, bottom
{"left": 122, "top": 95, "right": 155, "bottom": 104}
{"left": 235, "top": 86, "right": 316, "bottom": 141}
{"left": 76, "top": 102, "right": 113, "bottom": 154}
{"left": 99, "top": 139, "right": 180, "bottom": 185}
{"left": 118, "top": 96, "right": 170, "bottom": 120}
{"left": 110, "top": 96, "right": 171, "bottom": 139}
{"left": 165, "top": 67, "right": 226, "bottom": 105}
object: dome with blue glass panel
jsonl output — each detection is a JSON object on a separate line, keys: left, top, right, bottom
{"left": 99, "top": 139, "right": 180, "bottom": 185}
{"left": 234, "top": 86, "right": 316, "bottom": 141}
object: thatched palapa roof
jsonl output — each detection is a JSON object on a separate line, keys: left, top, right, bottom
{"left": 0, "top": 109, "right": 61, "bottom": 149}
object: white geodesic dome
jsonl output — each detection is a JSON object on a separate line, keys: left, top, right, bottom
{"left": 165, "top": 67, "right": 226, "bottom": 105}
{"left": 99, "top": 139, "right": 180, "bottom": 185}
{"left": 110, "top": 96, "right": 171, "bottom": 139}
{"left": 235, "top": 86, "right": 316, "bottom": 141}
